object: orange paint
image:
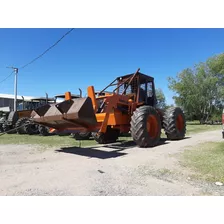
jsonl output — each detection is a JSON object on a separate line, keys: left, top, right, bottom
{"left": 96, "top": 112, "right": 130, "bottom": 125}
{"left": 87, "top": 86, "right": 97, "bottom": 112}
{"left": 147, "top": 115, "right": 159, "bottom": 138}
{"left": 65, "top": 92, "right": 72, "bottom": 100}
{"left": 176, "top": 114, "right": 184, "bottom": 132}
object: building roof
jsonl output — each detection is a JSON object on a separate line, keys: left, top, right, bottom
{"left": 0, "top": 93, "right": 56, "bottom": 102}
{"left": 0, "top": 93, "right": 34, "bottom": 101}
{"left": 54, "top": 94, "right": 80, "bottom": 99}
{"left": 31, "top": 97, "right": 55, "bottom": 102}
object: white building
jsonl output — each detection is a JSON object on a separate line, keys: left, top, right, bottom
{"left": 0, "top": 93, "right": 35, "bottom": 112}
{"left": 0, "top": 92, "right": 79, "bottom": 112}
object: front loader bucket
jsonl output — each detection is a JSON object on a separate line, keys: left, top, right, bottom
{"left": 31, "top": 104, "right": 53, "bottom": 118}
{"left": 32, "top": 97, "right": 97, "bottom": 130}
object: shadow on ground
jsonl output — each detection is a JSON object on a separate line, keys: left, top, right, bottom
{"left": 55, "top": 145, "right": 127, "bottom": 159}
{"left": 55, "top": 138, "right": 170, "bottom": 159}
{"left": 166, "top": 136, "right": 191, "bottom": 141}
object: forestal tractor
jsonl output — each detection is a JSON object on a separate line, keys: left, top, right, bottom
{"left": 31, "top": 69, "right": 186, "bottom": 147}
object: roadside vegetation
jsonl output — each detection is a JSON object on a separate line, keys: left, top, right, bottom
{"left": 180, "top": 141, "right": 224, "bottom": 183}
{"left": 186, "top": 121, "right": 221, "bottom": 135}
{"left": 0, "top": 134, "right": 97, "bottom": 148}
{"left": 168, "top": 53, "right": 224, "bottom": 123}
{"left": 0, "top": 122, "right": 221, "bottom": 147}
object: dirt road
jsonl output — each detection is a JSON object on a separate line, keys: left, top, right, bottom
{"left": 0, "top": 130, "right": 223, "bottom": 196}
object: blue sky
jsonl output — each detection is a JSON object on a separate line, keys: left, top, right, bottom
{"left": 0, "top": 28, "right": 224, "bottom": 104}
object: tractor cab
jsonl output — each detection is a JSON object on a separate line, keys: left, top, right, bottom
{"left": 97, "top": 69, "right": 157, "bottom": 107}
{"left": 116, "top": 72, "right": 156, "bottom": 106}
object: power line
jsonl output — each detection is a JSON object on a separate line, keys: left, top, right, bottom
{"left": 0, "top": 28, "right": 74, "bottom": 86}
{"left": 0, "top": 71, "right": 14, "bottom": 85}
{"left": 20, "top": 28, "right": 74, "bottom": 70}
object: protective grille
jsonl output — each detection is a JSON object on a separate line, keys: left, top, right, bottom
{"left": 118, "top": 77, "right": 138, "bottom": 95}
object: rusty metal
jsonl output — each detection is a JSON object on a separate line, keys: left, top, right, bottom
{"left": 31, "top": 104, "right": 52, "bottom": 118}
{"left": 32, "top": 97, "right": 97, "bottom": 130}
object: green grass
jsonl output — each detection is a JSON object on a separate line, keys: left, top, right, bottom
{"left": 186, "top": 120, "right": 201, "bottom": 125}
{"left": 0, "top": 123, "right": 221, "bottom": 148}
{"left": 186, "top": 123, "right": 221, "bottom": 135}
{"left": 0, "top": 133, "right": 135, "bottom": 148}
{"left": 0, "top": 134, "right": 98, "bottom": 148}
{"left": 180, "top": 141, "right": 224, "bottom": 182}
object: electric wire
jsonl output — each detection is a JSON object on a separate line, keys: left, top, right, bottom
{"left": 0, "top": 28, "right": 74, "bottom": 85}
{"left": 0, "top": 71, "right": 14, "bottom": 85}
{"left": 20, "top": 28, "right": 74, "bottom": 70}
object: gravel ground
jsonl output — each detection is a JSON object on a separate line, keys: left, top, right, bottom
{"left": 0, "top": 130, "right": 223, "bottom": 196}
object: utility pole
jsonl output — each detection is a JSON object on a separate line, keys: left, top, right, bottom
{"left": 7, "top": 67, "right": 18, "bottom": 111}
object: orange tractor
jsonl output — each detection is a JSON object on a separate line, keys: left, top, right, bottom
{"left": 31, "top": 69, "right": 186, "bottom": 147}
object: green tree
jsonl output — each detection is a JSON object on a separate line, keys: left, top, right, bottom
{"left": 155, "top": 88, "right": 166, "bottom": 109}
{"left": 168, "top": 53, "right": 224, "bottom": 121}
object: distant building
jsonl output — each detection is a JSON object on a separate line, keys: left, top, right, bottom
{"left": 0, "top": 92, "right": 82, "bottom": 112}
{"left": 0, "top": 93, "right": 55, "bottom": 112}
{"left": 0, "top": 93, "right": 34, "bottom": 112}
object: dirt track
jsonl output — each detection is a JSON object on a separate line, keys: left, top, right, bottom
{"left": 0, "top": 130, "right": 223, "bottom": 196}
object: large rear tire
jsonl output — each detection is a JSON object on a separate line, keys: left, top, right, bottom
{"left": 92, "top": 127, "right": 120, "bottom": 144}
{"left": 163, "top": 107, "right": 186, "bottom": 140}
{"left": 16, "top": 117, "right": 29, "bottom": 134}
{"left": 130, "top": 105, "right": 161, "bottom": 147}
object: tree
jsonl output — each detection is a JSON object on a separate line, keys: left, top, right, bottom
{"left": 155, "top": 88, "right": 166, "bottom": 109}
{"left": 168, "top": 53, "right": 224, "bottom": 121}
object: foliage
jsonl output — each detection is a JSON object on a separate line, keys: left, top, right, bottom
{"left": 168, "top": 53, "right": 224, "bottom": 121}
{"left": 155, "top": 88, "right": 166, "bottom": 109}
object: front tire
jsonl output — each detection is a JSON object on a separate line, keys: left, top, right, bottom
{"left": 92, "top": 127, "right": 120, "bottom": 144}
{"left": 38, "top": 125, "right": 50, "bottom": 136}
{"left": 130, "top": 106, "right": 161, "bottom": 147}
{"left": 24, "top": 122, "right": 40, "bottom": 135}
{"left": 73, "top": 131, "right": 92, "bottom": 140}
{"left": 16, "top": 117, "right": 29, "bottom": 134}
{"left": 163, "top": 107, "right": 186, "bottom": 140}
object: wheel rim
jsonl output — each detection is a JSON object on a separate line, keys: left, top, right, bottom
{"left": 147, "top": 115, "right": 158, "bottom": 138}
{"left": 176, "top": 114, "right": 184, "bottom": 131}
